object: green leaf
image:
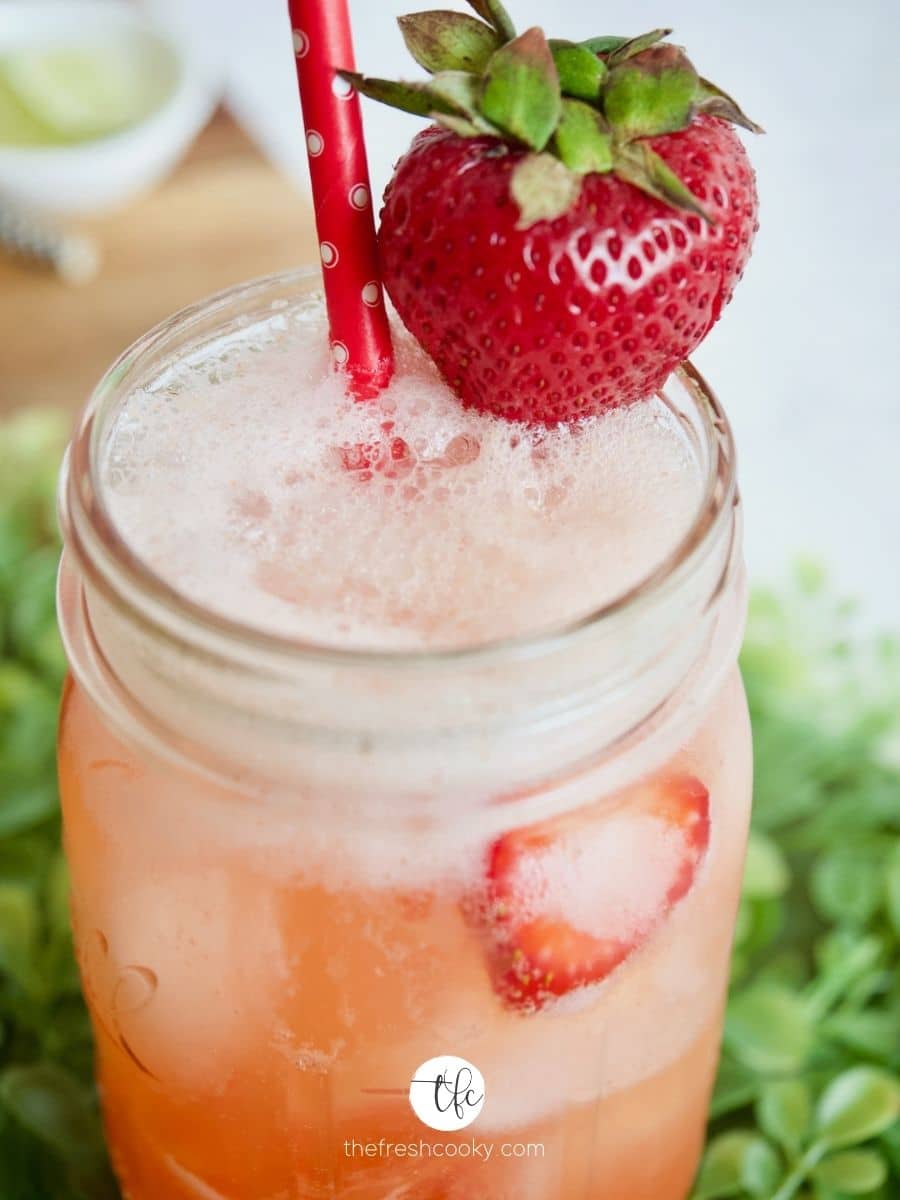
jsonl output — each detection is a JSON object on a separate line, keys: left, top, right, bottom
{"left": 814, "top": 930, "right": 884, "bottom": 992}
{"left": 823, "top": 1010, "right": 900, "bottom": 1066}
{"left": 811, "top": 848, "right": 883, "bottom": 927}
{"left": 605, "top": 28, "right": 673, "bottom": 66}
{"left": 0, "top": 882, "right": 39, "bottom": 989}
{"left": 432, "top": 112, "right": 490, "bottom": 137}
{"left": 742, "top": 1137, "right": 784, "bottom": 1196}
{"left": 697, "top": 76, "right": 764, "bottom": 134}
{"left": 464, "top": 0, "right": 516, "bottom": 41}
{"left": 885, "top": 842, "right": 900, "bottom": 937}
{"left": 693, "top": 1131, "right": 783, "bottom": 1199}
{"left": 580, "top": 36, "right": 629, "bottom": 56}
{"left": 757, "top": 1081, "right": 812, "bottom": 1156}
{"left": 397, "top": 11, "right": 501, "bottom": 75}
{"left": 605, "top": 44, "right": 699, "bottom": 139}
{"left": 614, "top": 140, "right": 714, "bottom": 222}
{"left": 0, "top": 1065, "right": 103, "bottom": 1160}
{"left": 743, "top": 832, "right": 791, "bottom": 899}
{"left": 479, "top": 27, "right": 561, "bottom": 151}
{"left": 0, "top": 1113, "right": 49, "bottom": 1200}
{"left": 338, "top": 72, "right": 443, "bottom": 118}
{"left": 428, "top": 72, "right": 502, "bottom": 137}
{"left": 815, "top": 1067, "right": 900, "bottom": 1149}
{"left": 549, "top": 40, "right": 607, "bottom": 101}
{"left": 553, "top": 99, "right": 613, "bottom": 174}
{"left": 65, "top": 1156, "right": 121, "bottom": 1200}
{"left": 881, "top": 1118, "right": 900, "bottom": 1177}
{"left": 510, "top": 152, "right": 581, "bottom": 227}
{"left": 40, "top": 995, "right": 96, "bottom": 1074}
{"left": 8, "top": 549, "right": 61, "bottom": 673}
{"left": 44, "top": 853, "right": 71, "bottom": 940}
{"left": 427, "top": 71, "right": 494, "bottom": 125}
{"left": 0, "top": 781, "right": 58, "bottom": 839}
{"left": 710, "top": 1057, "right": 762, "bottom": 1120}
{"left": 0, "top": 835, "right": 50, "bottom": 883}
{"left": 812, "top": 1149, "right": 888, "bottom": 1193}
{"left": 0, "top": 512, "right": 33, "bottom": 586}
{"left": 725, "top": 985, "right": 815, "bottom": 1075}
{"left": 341, "top": 69, "right": 498, "bottom": 131}
{"left": 733, "top": 895, "right": 785, "bottom": 960}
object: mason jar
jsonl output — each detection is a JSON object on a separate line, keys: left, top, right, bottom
{"left": 57, "top": 269, "right": 751, "bottom": 1200}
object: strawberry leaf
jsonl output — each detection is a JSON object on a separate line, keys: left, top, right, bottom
{"left": 464, "top": 0, "right": 516, "bottom": 42}
{"left": 433, "top": 112, "right": 490, "bottom": 137}
{"left": 480, "top": 27, "right": 561, "bottom": 151}
{"left": 549, "top": 40, "right": 607, "bottom": 102}
{"left": 697, "top": 76, "right": 764, "bottom": 134}
{"left": 339, "top": 72, "right": 441, "bottom": 117}
{"left": 398, "top": 11, "right": 501, "bottom": 75}
{"left": 341, "top": 70, "right": 489, "bottom": 126}
{"left": 342, "top": 69, "right": 501, "bottom": 137}
{"left": 581, "top": 36, "right": 629, "bottom": 56}
{"left": 553, "top": 99, "right": 613, "bottom": 174}
{"left": 605, "top": 45, "right": 699, "bottom": 139}
{"left": 614, "top": 141, "right": 714, "bottom": 223}
{"left": 605, "top": 29, "right": 673, "bottom": 66}
{"left": 427, "top": 70, "right": 483, "bottom": 114}
{"left": 510, "top": 152, "right": 581, "bottom": 227}
{"left": 428, "top": 71, "right": 501, "bottom": 133}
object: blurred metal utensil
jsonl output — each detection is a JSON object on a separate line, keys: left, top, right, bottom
{"left": 0, "top": 196, "right": 100, "bottom": 284}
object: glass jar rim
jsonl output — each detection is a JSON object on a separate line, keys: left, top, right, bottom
{"left": 60, "top": 266, "right": 738, "bottom": 675}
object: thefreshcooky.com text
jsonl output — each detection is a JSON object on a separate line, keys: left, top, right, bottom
{"left": 343, "top": 1138, "right": 545, "bottom": 1161}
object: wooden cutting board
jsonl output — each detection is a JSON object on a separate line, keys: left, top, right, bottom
{"left": 0, "top": 112, "right": 317, "bottom": 416}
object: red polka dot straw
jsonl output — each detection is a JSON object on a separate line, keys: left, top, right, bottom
{"left": 288, "top": 0, "right": 394, "bottom": 398}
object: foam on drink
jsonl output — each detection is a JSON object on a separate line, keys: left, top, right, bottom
{"left": 101, "top": 294, "right": 704, "bottom": 651}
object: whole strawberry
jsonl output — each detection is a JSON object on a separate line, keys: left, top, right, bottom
{"left": 345, "top": 3, "right": 760, "bottom": 424}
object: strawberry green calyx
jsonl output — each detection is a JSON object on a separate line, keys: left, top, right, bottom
{"left": 480, "top": 27, "right": 561, "bottom": 150}
{"left": 466, "top": 0, "right": 517, "bottom": 42}
{"left": 604, "top": 44, "right": 700, "bottom": 139}
{"left": 553, "top": 100, "right": 613, "bottom": 174}
{"left": 397, "top": 11, "right": 502, "bottom": 75}
{"left": 342, "top": 1, "right": 762, "bottom": 226}
{"left": 548, "top": 41, "right": 607, "bottom": 102}
{"left": 696, "top": 77, "right": 764, "bottom": 134}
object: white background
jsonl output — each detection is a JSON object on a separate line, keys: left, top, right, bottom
{"left": 153, "top": 0, "right": 900, "bottom": 623}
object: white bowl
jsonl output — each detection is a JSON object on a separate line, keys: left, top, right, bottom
{"left": 0, "top": 1, "right": 218, "bottom": 215}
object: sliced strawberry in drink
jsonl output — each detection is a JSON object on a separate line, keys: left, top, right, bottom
{"left": 471, "top": 775, "right": 710, "bottom": 1012}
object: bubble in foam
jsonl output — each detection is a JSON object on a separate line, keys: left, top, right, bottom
{"left": 101, "top": 296, "right": 704, "bottom": 651}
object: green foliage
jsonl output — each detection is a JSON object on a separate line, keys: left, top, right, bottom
{"left": 694, "top": 567, "right": 900, "bottom": 1199}
{"left": 0, "top": 411, "right": 116, "bottom": 1198}
{"left": 0, "top": 412, "right": 898, "bottom": 1198}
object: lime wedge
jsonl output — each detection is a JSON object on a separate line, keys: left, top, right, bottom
{"left": 0, "top": 41, "right": 171, "bottom": 146}
{"left": 0, "top": 73, "right": 58, "bottom": 145}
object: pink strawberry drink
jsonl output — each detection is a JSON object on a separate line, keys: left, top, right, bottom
{"left": 58, "top": 269, "right": 751, "bottom": 1200}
